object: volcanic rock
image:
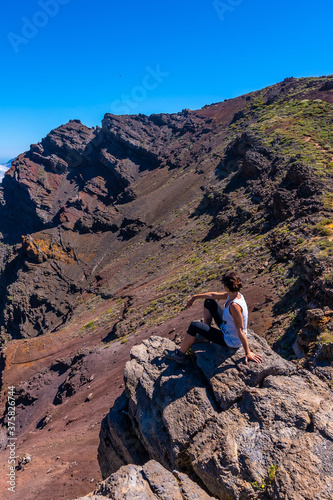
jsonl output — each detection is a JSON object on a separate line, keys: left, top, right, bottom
{"left": 76, "top": 460, "right": 216, "bottom": 499}
{"left": 98, "top": 334, "right": 333, "bottom": 499}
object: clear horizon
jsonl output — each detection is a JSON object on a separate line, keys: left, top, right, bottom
{"left": 1, "top": 0, "right": 333, "bottom": 159}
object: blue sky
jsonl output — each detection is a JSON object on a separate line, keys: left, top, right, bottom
{"left": 0, "top": 0, "right": 332, "bottom": 160}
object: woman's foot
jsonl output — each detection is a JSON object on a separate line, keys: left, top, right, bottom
{"left": 164, "top": 348, "right": 186, "bottom": 364}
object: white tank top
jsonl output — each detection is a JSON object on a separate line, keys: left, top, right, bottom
{"left": 221, "top": 293, "right": 248, "bottom": 348}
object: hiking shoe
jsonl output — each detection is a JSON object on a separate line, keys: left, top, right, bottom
{"left": 164, "top": 348, "right": 186, "bottom": 364}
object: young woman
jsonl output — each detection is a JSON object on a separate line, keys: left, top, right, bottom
{"left": 164, "top": 271, "right": 262, "bottom": 364}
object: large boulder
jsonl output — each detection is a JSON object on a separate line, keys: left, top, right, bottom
{"left": 76, "top": 460, "right": 216, "bottom": 499}
{"left": 98, "top": 333, "right": 333, "bottom": 499}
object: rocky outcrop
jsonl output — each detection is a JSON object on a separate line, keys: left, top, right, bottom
{"left": 76, "top": 460, "right": 216, "bottom": 499}
{"left": 118, "top": 218, "right": 147, "bottom": 241}
{"left": 0, "top": 121, "right": 96, "bottom": 238}
{"left": 0, "top": 111, "right": 209, "bottom": 243}
{"left": 293, "top": 308, "right": 333, "bottom": 362}
{"left": 320, "top": 79, "right": 333, "bottom": 91}
{"left": 53, "top": 352, "right": 91, "bottom": 405}
{"left": 213, "top": 133, "right": 324, "bottom": 232}
{"left": 101, "top": 111, "right": 210, "bottom": 171}
{"left": 0, "top": 230, "right": 84, "bottom": 339}
{"left": 98, "top": 334, "right": 333, "bottom": 500}
{"left": 219, "top": 133, "right": 274, "bottom": 180}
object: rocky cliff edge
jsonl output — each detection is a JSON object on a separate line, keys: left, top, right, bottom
{"left": 95, "top": 334, "right": 333, "bottom": 500}
{"left": 76, "top": 460, "right": 216, "bottom": 500}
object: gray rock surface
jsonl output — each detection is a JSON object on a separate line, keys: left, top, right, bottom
{"left": 76, "top": 460, "right": 216, "bottom": 499}
{"left": 98, "top": 333, "right": 333, "bottom": 499}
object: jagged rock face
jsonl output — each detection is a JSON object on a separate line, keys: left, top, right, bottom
{"left": 98, "top": 391, "right": 150, "bottom": 479}
{"left": 1, "top": 121, "right": 96, "bottom": 237}
{"left": 0, "top": 230, "right": 85, "bottom": 338}
{"left": 0, "top": 112, "right": 211, "bottom": 243}
{"left": 76, "top": 460, "right": 216, "bottom": 500}
{"left": 0, "top": 110, "right": 217, "bottom": 338}
{"left": 212, "top": 133, "right": 324, "bottom": 232}
{"left": 101, "top": 110, "right": 212, "bottom": 172}
{"left": 98, "top": 335, "right": 333, "bottom": 499}
{"left": 0, "top": 75, "right": 332, "bottom": 349}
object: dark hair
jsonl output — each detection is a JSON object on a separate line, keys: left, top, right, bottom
{"left": 222, "top": 271, "right": 243, "bottom": 292}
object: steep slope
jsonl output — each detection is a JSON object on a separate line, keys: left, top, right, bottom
{"left": 0, "top": 76, "right": 332, "bottom": 353}
{"left": 0, "top": 75, "right": 332, "bottom": 500}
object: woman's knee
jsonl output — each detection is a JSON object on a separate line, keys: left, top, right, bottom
{"left": 204, "top": 298, "right": 217, "bottom": 313}
{"left": 187, "top": 320, "right": 209, "bottom": 337}
{"left": 187, "top": 321, "right": 198, "bottom": 337}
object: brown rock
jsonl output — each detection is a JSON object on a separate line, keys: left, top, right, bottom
{"left": 99, "top": 334, "right": 333, "bottom": 499}
{"left": 75, "top": 460, "right": 216, "bottom": 500}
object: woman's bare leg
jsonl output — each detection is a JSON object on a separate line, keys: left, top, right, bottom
{"left": 179, "top": 333, "right": 196, "bottom": 354}
{"left": 204, "top": 304, "right": 212, "bottom": 326}
{"left": 179, "top": 303, "right": 212, "bottom": 354}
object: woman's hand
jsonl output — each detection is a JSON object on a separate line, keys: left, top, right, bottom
{"left": 185, "top": 296, "right": 195, "bottom": 309}
{"left": 245, "top": 351, "right": 262, "bottom": 364}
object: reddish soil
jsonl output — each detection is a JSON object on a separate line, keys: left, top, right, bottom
{"left": 0, "top": 273, "right": 274, "bottom": 500}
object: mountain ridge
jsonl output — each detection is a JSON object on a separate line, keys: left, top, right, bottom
{"left": 0, "top": 74, "right": 332, "bottom": 499}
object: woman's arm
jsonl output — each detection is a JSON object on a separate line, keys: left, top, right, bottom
{"left": 186, "top": 291, "right": 228, "bottom": 308}
{"left": 229, "top": 303, "right": 262, "bottom": 364}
